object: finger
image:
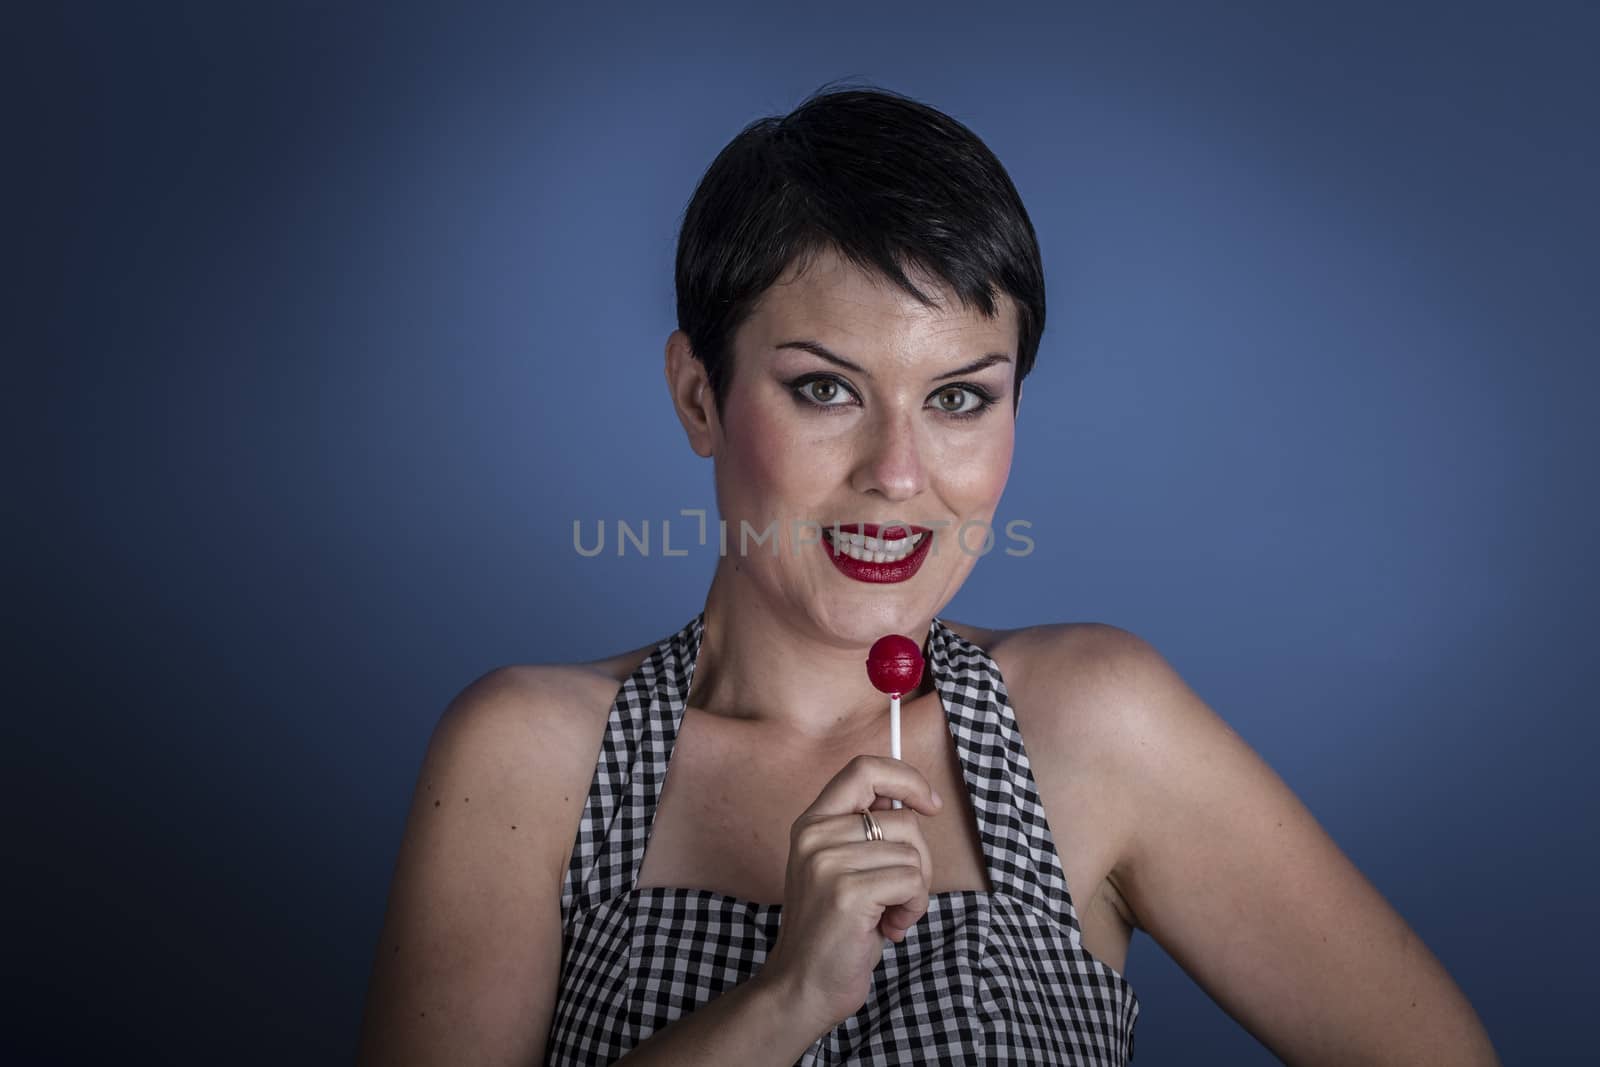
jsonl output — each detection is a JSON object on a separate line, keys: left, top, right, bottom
{"left": 879, "top": 889, "right": 930, "bottom": 939}
{"left": 884, "top": 896, "right": 929, "bottom": 926}
{"left": 882, "top": 899, "right": 928, "bottom": 935}
{"left": 827, "top": 838, "right": 928, "bottom": 887}
{"left": 809, "top": 754, "right": 941, "bottom": 818}
{"left": 842, "top": 864, "right": 927, "bottom": 917}
{"left": 862, "top": 800, "right": 937, "bottom": 882}
{"left": 848, "top": 811, "right": 933, "bottom": 886}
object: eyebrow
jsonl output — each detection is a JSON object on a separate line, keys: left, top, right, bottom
{"left": 773, "top": 340, "right": 1013, "bottom": 381}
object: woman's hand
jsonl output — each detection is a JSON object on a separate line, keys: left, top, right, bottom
{"left": 757, "top": 754, "right": 944, "bottom": 1032}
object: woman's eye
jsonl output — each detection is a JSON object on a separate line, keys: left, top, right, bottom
{"left": 806, "top": 379, "right": 844, "bottom": 404}
{"left": 789, "top": 375, "right": 857, "bottom": 409}
{"left": 930, "top": 385, "right": 995, "bottom": 418}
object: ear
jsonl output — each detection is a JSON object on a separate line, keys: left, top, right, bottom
{"left": 665, "top": 330, "right": 718, "bottom": 458}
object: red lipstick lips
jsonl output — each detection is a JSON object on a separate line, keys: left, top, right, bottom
{"left": 821, "top": 521, "right": 934, "bottom": 584}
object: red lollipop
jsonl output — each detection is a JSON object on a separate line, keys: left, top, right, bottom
{"left": 867, "top": 634, "right": 925, "bottom": 698}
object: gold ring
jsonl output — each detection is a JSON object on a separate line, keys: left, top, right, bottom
{"left": 860, "top": 810, "right": 884, "bottom": 842}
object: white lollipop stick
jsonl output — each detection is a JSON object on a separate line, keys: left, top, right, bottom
{"left": 890, "top": 693, "right": 903, "bottom": 810}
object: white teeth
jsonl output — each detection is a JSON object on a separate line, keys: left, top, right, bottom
{"left": 826, "top": 530, "right": 925, "bottom": 563}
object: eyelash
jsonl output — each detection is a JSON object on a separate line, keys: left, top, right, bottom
{"left": 783, "top": 373, "right": 999, "bottom": 420}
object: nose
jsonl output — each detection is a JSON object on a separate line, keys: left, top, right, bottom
{"left": 850, "top": 409, "right": 928, "bottom": 502}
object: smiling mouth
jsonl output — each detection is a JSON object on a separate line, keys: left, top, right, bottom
{"left": 817, "top": 519, "right": 937, "bottom": 585}
{"left": 822, "top": 527, "right": 929, "bottom": 563}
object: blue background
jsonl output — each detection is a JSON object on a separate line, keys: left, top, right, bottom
{"left": 14, "top": 1, "right": 1596, "bottom": 1063}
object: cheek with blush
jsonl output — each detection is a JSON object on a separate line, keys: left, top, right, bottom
{"left": 717, "top": 404, "right": 818, "bottom": 530}
{"left": 937, "top": 431, "right": 1015, "bottom": 513}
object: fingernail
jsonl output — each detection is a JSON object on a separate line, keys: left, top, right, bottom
{"left": 931, "top": 787, "right": 943, "bottom": 807}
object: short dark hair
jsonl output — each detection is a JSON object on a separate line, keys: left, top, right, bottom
{"left": 674, "top": 83, "right": 1045, "bottom": 416}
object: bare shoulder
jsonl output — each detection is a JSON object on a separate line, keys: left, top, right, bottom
{"left": 945, "top": 618, "right": 1251, "bottom": 846}
{"left": 433, "top": 663, "right": 610, "bottom": 773}
{"left": 940, "top": 618, "right": 1156, "bottom": 931}
{"left": 355, "top": 647, "right": 659, "bottom": 1065}
{"left": 573, "top": 637, "right": 663, "bottom": 690}
{"left": 938, "top": 616, "right": 1128, "bottom": 675}
{"left": 949, "top": 620, "right": 1500, "bottom": 1063}
{"left": 434, "top": 644, "right": 654, "bottom": 805}
{"left": 938, "top": 618, "right": 1148, "bottom": 749}
{"left": 445, "top": 634, "right": 659, "bottom": 751}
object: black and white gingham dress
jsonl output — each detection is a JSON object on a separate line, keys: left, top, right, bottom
{"left": 545, "top": 612, "right": 1141, "bottom": 1065}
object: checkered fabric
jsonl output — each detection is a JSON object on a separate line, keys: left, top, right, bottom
{"left": 545, "top": 612, "right": 1140, "bottom": 1065}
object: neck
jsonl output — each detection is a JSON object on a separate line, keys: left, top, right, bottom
{"left": 688, "top": 561, "right": 936, "bottom": 746}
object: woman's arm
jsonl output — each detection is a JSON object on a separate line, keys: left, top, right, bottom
{"left": 355, "top": 666, "right": 580, "bottom": 1065}
{"left": 355, "top": 665, "right": 835, "bottom": 1067}
{"left": 1062, "top": 625, "right": 1500, "bottom": 1066}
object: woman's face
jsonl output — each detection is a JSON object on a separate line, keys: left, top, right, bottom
{"left": 703, "top": 245, "right": 1019, "bottom": 647}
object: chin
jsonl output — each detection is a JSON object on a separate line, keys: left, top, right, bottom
{"left": 812, "top": 599, "right": 928, "bottom": 646}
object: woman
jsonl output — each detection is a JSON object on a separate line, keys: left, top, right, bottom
{"left": 356, "top": 86, "right": 1500, "bottom": 1065}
